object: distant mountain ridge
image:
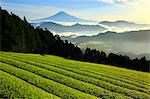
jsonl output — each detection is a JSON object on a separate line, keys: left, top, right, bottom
{"left": 62, "top": 30, "right": 150, "bottom": 43}
{"left": 31, "top": 21, "right": 107, "bottom": 34}
{"left": 33, "top": 11, "right": 96, "bottom": 22}
{"left": 2, "top": 8, "right": 149, "bottom": 73}
{"left": 31, "top": 11, "right": 150, "bottom": 34}
{"left": 62, "top": 30, "right": 150, "bottom": 55}
{"left": 99, "top": 20, "right": 150, "bottom": 28}
{"left": 31, "top": 18, "right": 150, "bottom": 36}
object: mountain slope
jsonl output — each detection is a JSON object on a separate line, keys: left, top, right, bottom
{"left": 0, "top": 52, "right": 150, "bottom": 98}
{"left": 1, "top": 9, "right": 82, "bottom": 59}
{"left": 33, "top": 11, "right": 96, "bottom": 22}
{"left": 31, "top": 22, "right": 107, "bottom": 34}
{"left": 62, "top": 30, "right": 150, "bottom": 55}
{"left": 99, "top": 20, "right": 150, "bottom": 29}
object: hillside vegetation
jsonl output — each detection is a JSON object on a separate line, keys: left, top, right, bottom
{"left": 1, "top": 8, "right": 149, "bottom": 72}
{"left": 0, "top": 52, "right": 150, "bottom": 98}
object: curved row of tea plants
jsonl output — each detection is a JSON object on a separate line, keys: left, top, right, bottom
{"left": 0, "top": 62, "right": 96, "bottom": 99}
{"left": 0, "top": 57, "right": 130, "bottom": 99}
{"left": 0, "top": 70, "right": 59, "bottom": 99}
{"left": 2, "top": 52, "right": 149, "bottom": 90}
{"left": 7, "top": 53, "right": 149, "bottom": 91}
{"left": 32, "top": 54, "right": 150, "bottom": 88}
{"left": 45, "top": 55, "right": 150, "bottom": 85}
{"left": 0, "top": 52, "right": 150, "bottom": 99}
{"left": 2, "top": 53, "right": 149, "bottom": 94}
{"left": 1, "top": 54, "right": 150, "bottom": 98}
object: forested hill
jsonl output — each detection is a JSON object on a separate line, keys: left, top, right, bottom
{"left": 1, "top": 9, "right": 82, "bottom": 59}
{"left": 1, "top": 8, "right": 149, "bottom": 72}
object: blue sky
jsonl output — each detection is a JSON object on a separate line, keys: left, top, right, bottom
{"left": 1, "top": 0, "right": 110, "bottom": 8}
{"left": 1, "top": 0, "right": 150, "bottom": 23}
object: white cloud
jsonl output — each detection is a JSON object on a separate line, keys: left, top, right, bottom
{"left": 97, "top": 0, "right": 114, "bottom": 3}
{"left": 94, "top": 0, "right": 150, "bottom": 23}
{"left": 97, "top": 0, "right": 139, "bottom": 4}
{"left": 113, "top": 0, "right": 128, "bottom": 3}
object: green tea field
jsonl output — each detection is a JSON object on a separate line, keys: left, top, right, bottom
{"left": 0, "top": 52, "right": 150, "bottom": 99}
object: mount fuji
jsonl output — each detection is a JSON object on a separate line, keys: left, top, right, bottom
{"left": 33, "top": 11, "right": 96, "bottom": 22}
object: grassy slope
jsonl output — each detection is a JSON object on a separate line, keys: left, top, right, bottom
{"left": 0, "top": 51, "right": 150, "bottom": 99}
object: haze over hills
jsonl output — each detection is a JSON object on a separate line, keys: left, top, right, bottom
{"left": 32, "top": 11, "right": 96, "bottom": 22}
{"left": 31, "top": 21, "right": 150, "bottom": 36}
{"left": 62, "top": 30, "right": 150, "bottom": 59}
{"left": 99, "top": 20, "right": 150, "bottom": 31}
{"left": 1, "top": 0, "right": 150, "bottom": 97}
{"left": 30, "top": 11, "right": 150, "bottom": 36}
{"left": 31, "top": 22, "right": 107, "bottom": 36}
{"left": 30, "top": 11, "right": 150, "bottom": 59}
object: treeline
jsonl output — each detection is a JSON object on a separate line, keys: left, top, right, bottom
{"left": 83, "top": 48, "right": 149, "bottom": 72}
{"left": 1, "top": 8, "right": 149, "bottom": 72}
{"left": 1, "top": 9, "right": 82, "bottom": 59}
